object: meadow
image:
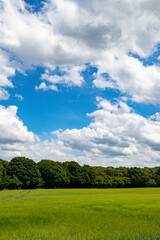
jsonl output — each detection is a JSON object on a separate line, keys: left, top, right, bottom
{"left": 0, "top": 188, "right": 160, "bottom": 240}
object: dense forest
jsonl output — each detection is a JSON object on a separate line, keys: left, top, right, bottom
{"left": 0, "top": 157, "right": 160, "bottom": 190}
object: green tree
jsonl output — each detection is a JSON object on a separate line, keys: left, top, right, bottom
{"left": 82, "top": 165, "right": 97, "bottom": 187}
{"left": 154, "top": 167, "right": 160, "bottom": 186}
{"left": 0, "top": 159, "right": 8, "bottom": 190}
{"left": 112, "top": 176, "right": 131, "bottom": 188}
{"left": 146, "top": 179, "right": 157, "bottom": 187}
{"left": 128, "top": 167, "right": 150, "bottom": 187}
{"left": 4, "top": 175, "right": 22, "bottom": 190}
{"left": 63, "top": 161, "right": 84, "bottom": 187}
{"left": 38, "top": 160, "right": 70, "bottom": 188}
{"left": 7, "top": 157, "right": 43, "bottom": 189}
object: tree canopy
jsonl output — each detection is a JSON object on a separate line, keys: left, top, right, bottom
{"left": 7, "top": 157, "right": 43, "bottom": 189}
{"left": 0, "top": 156, "right": 160, "bottom": 190}
{"left": 38, "top": 160, "right": 70, "bottom": 188}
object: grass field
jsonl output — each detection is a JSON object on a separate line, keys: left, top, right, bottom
{"left": 0, "top": 188, "right": 160, "bottom": 240}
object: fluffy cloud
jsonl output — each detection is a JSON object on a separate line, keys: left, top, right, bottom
{"left": 52, "top": 97, "right": 160, "bottom": 166}
{"left": 0, "top": 103, "right": 81, "bottom": 163}
{"left": 0, "top": 105, "right": 36, "bottom": 144}
{"left": 150, "top": 112, "right": 160, "bottom": 121}
{"left": 0, "top": 50, "right": 15, "bottom": 88}
{"left": 1, "top": 0, "right": 160, "bottom": 101}
{"left": 1, "top": 0, "right": 160, "bottom": 166}
{"left": 1, "top": 99, "right": 160, "bottom": 166}
{"left": 36, "top": 65, "right": 86, "bottom": 91}
{"left": 93, "top": 54, "right": 160, "bottom": 103}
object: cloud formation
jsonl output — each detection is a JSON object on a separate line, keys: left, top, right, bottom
{"left": 0, "top": 105, "right": 36, "bottom": 144}
{"left": 1, "top": 0, "right": 160, "bottom": 166}
{"left": 53, "top": 98, "right": 160, "bottom": 166}
{"left": 36, "top": 65, "right": 86, "bottom": 91}
{"left": 0, "top": 49, "right": 15, "bottom": 100}
{"left": 0, "top": 0, "right": 160, "bottom": 101}
{"left": 1, "top": 99, "right": 160, "bottom": 166}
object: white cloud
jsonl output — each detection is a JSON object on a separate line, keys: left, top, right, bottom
{"left": 1, "top": 0, "right": 160, "bottom": 102}
{"left": 0, "top": 88, "right": 10, "bottom": 100}
{"left": 14, "top": 93, "right": 23, "bottom": 101}
{"left": 1, "top": 0, "right": 160, "bottom": 166}
{"left": 0, "top": 105, "right": 36, "bottom": 144}
{"left": 93, "top": 54, "right": 160, "bottom": 103}
{"left": 1, "top": 99, "right": 160, "bottom": 166}
{"left": 0, "top": 49, "right": 15, "bottom": 88}
{"left": 35, "top": 81, "right": 58, "bottom": 91}
{"left": 52, "top": 97, "right": 160, "bottom": 166}
{"left": 150, "top": 112, "right": 160, "bottom": 121}
{"left": 0, "top": 103, "right": 79, "bottom": 163}
{"left": 36, "top": 65, "right": 86, "bottom": 91}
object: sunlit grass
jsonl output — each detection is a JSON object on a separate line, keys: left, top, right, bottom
{"left": 0, "top": 188, "right": 160, "bottom": 240}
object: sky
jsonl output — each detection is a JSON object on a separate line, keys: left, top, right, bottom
{"left": 1, "top": 0, "right": 160, "bottom": 167}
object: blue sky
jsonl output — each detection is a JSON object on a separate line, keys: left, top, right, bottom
{"left": 4, "top": 64, "right": 125, "bottom": 135}
{"left": 1, "top": 0, "right": 160, "bottom": 167}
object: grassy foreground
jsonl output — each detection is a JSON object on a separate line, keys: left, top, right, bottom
{"left": 0, "top": 188, "right": 160, "bottom": 240}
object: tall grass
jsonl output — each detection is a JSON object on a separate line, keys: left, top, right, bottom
{"left": 0, "top": 188, "right": 160, "bottom": 240}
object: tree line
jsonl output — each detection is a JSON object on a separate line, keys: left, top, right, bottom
{"left": 0, "top": 157, "right": 160, "bottom": 190}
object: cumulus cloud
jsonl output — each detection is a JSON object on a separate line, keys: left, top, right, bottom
{"left": 1, "top": 99, "right": 160, "bottom": 166}
{"left": 0, "top": 103, "right": 82, "bottom": 164}
{"left": 1, "top": 0, "right": 160, "bottom": 102}
{"left": 36, "top": 65, "right": 86, "bottom": 91}
{"left": 1, "top": 0, "right": 160, "bottom": 166}
{"left": 0, "top": 138, "right": 101, "bottom": 167}
{"left": 0, "top": 105, "right": 36, "bottom": 144}
{"left": 52, "top": 97, "right": 160, "bottom": 166}
{"left": 93, "top": 54, "right": 160, "bottom": 103}
{"left": 0, "top": 49, "right": 15, "bottom": 88}
{"left": 150, "top": 112, "right": 160, "bottom": 121}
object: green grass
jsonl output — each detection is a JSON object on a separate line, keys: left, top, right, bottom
{"left": 0, "top": 188, "right": 160, "bottom": 240}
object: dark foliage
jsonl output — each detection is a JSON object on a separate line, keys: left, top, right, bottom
{"left": 7, "top": 157, "right": 43, "bottom": 189}
{"left": 0, "top": 157, "right": 160, "bottom": 190}
{"left": 62, "top": 161, "right": 85, "bottom": 187}
{"left": 38, "top": 160, "right": 70, "bottom": 188}
{"left": 0, "top": 159, "right": 8, "bottom": 190}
